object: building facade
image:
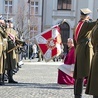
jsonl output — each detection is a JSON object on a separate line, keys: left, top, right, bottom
{"left": 0, "top": 0, "right": 98, "bottom": 51}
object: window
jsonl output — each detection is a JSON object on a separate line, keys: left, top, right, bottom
{"left": 30, "top": 1, "right": 39, "bottom": 15}
{"left": 57, "top": 0, "right": 71, "bottom": 10}
{"left": 5, "top": 0, "right": 13, "bottom": 14}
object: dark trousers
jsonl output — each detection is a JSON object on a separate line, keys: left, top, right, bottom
{"left": 74, "top": 78, "right": 84, "bottom": 98}
{"left": 7, "top": 70, "right": 13, "bottom": 81}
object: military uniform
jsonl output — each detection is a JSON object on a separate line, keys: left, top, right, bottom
{"left": 6, "top": 20, "right": 25, "bottom": 83}
{"left": 6, "top": 28, "right": 17, "bottom": 69}
{"left": 5, "top": 18, "right": 21, "bottom": 83}
{"left": 0, "top": 19, "right": 7, "bottom": 85}
{"left": 85, "top": 22, "right": 98, "bottom": 98}
{"left": 73, "top": 8, "right": 97, "bottom": 98}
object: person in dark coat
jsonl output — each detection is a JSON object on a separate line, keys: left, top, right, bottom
{"left": 73, "top": 8, "right": 97, "bottom": 98}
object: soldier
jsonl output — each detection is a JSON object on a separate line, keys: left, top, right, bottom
{"left": 85, "top": 22, "right": 98, "bottom": 98}
{"left": 73, "top": 8, "right": 97, "bottom": 98}
{"left": 6, "top": 19, "right": 21, "bottom": 83}
{"left": 6, "top": 19, "right": 25, "bottom": 83}
{"left": 0, "top": 16, "right": 7, "bottom": 85}
{"left": 6, "top": 19, "right": 18, "bottom": 83}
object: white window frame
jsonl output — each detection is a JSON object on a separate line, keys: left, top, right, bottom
{"left": 30, "top": 1, "right": 39, "bottom": 15}
{"left": 4, "top": 0, "right": 13, "bottom": 14}
{"left": 57, "top": 0, "right": 72, "bottom": 10}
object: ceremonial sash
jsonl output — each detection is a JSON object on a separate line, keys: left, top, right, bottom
{"left": 74, "top": 21, "right": 84, "bottom": 42}
{"left": 8, "top": 33, "right": 15, "bottom": 42}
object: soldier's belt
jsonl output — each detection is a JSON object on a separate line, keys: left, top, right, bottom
{"left": 77, "top": 38, "right": 91, "bottom": 44}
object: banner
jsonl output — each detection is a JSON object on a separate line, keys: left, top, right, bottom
{"left": 35, "top": 25, "right": 62, "bottom": 62}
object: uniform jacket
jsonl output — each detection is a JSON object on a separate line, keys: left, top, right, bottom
{"left": 0, "top": 25, "right": 7, "bottom": 74}
{"left": 6, "top": 28, "right": 17, "bottom": 70}
{"left": 73, "top": 20, "right": 96, "bottom": 79}
{"left": 86, "top": 23, "right": 98, "bottom": 96}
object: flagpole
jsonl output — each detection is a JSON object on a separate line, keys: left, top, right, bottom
{"left": 41, "top": 0, "right": 44, "bottom": 32}
{"left": 28, "top": 0, "right": 31, "bottom": 59}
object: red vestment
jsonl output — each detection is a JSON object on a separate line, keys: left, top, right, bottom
{"left": 58, "top": 46, "right": 75, "bottom": 85}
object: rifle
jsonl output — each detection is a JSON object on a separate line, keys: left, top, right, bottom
{"left": 7, "top": 44, "right": 22, "bottom": 53}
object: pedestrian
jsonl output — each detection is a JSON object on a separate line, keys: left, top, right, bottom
{"left": 58, "top": 38, "right": 75, "bottom": 85}
{"left": 30, "top": 44, "right": 37, "bottom": 59}
{"left": 29, "top": 42, "right": 33, "bottom": 59}
{"left": 85, "top": 22, "right": 98, "bottom": 98}
{"left": 21, "top": 45, "right": 27, "bottom": 60}
{"left": 73, "top": 8, "right": 97, "bottom": 98}
{"left": 0, "top": 16, "right": 7, "bottom": 85}
{"left": 37, "top": 45, "right": 43, "bottom": 62}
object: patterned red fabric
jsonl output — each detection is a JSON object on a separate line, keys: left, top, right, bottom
{"left": 35, "top": 25, "right": 62, "bottom": 62}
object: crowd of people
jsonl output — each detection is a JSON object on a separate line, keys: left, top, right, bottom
{"left": 20, "top": 42, "right": 44, "bottom": 62}
{"left": 0, "top": 16, "right": 25, "bottom": 85}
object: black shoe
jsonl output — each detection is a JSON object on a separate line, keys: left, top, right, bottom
{"left": 18, "top": 65, "right": 22, "bottom": 68}
{"left": 0, "top": 74, "right": 5, "bottom": 85}
{"left": 74, "top": 95, "right": 82, "bottom": 98}
{"left": 0, "top": 81, "right": 5, "bottom": 85}
{"left": 38, "top": 60, "right": 41, "bottom": 62}
{"left": 8, "top": 80, "right": 18, "bottom": 83}
{"left": 4, "top": 74, "right": 8, "bottom": 81}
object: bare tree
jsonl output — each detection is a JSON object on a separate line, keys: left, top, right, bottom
{"left": 15, "top": 0, "right": 28, "bottom": 40}
{"left": 15, "top": 0, "right": 39, "bottom": 42}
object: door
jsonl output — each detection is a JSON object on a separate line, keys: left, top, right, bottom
{"left": 59, "top": 22, "right": 70, "bottom": 53}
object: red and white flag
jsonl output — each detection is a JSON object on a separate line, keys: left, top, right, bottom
{"left": 35, "top": 25, "right": 62, "bottom": 62}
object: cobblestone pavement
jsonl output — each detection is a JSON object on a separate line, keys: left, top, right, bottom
{"left": 0, "top": 59, "right": 93, "bottom": 98}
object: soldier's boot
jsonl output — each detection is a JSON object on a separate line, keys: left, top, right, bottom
{"left": 7, "top": 70, "right": 18, "bottom": 83}
{"left": 0, "top": 74, "right": 4, "bottom": 85}
{"left": 93, "top": 96, "right": 98, "bottom": 98}
{"left": 74, "top": 78, "right": 83, "bottom": 98}
{"left": 75, "top": 95, "right": 82, "bottom": 98}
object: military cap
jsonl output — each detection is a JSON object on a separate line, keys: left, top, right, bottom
{"left": 7, "top": 18, "right": 13, "bottom": 23}
{"left": 80, "top": 8, "right": 91, "bottom": 16}
{"left": 7, "top": 19, "right": 13, "bottom": 23}
{"left": 0, "top": 15, "right": 4, "bottom": 20}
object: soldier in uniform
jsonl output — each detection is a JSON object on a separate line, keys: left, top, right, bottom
{"left": 6, "top": 19, "right": 18, "bottom": 83}
{"left": 73, "top": 8, "right": 97, "bottom": 98}
{"left": 6, "top": 19, "right": 25, "bottom": 83}
{"left": 0, "top": 16, "right": 7, "bottom": 85}
{"left": 85, "top": 22, "right": 98, "bottom": 98}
